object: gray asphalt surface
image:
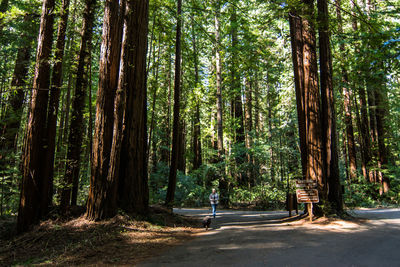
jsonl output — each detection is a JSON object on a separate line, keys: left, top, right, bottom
{"left": 139, "top": 208, "right": 400, "bottom": 267}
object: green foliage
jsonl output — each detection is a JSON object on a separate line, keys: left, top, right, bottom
{"left": 230, "top": 184, "right": 287, "bottom": 210}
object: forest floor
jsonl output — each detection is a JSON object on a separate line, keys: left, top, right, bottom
{"left": 1, "top": 207, "right": 400, "bottom": 266}
{"left": 0, "top": 206, "right": 202, "bottom": 266}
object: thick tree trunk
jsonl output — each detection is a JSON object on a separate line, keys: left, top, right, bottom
{"left": 165, "top": 0, "right": 182, "bottom": 207}
{"left": 86, "top": 0, "right": 124, "bottom": 220}
{"left": 17, "top": 0, "right": 55, "bottom": 233}
{"left": 318, "top": 0, "right": 343, "bottom": 213}
{"left": 62, "top": 0, "right": 97, "bottom": 210}
{"left": 289, "top": 1, "right": 326, "bottom": 212}
{"left": 289, "top": 10, "right": 307, "bottom": 178}
{"left": 118, "top": 0, "right": 149, "bottom": 213}
{"left": 303, "top": 0, "right": 326, "bottom": 200}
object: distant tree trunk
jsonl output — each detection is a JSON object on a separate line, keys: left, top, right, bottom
{"left": 254, "top": 76, "right": 260, "bottom": 137}
{"left": 165, "top": 0, "right": 182, "bottom": 207}
{"left": 318, "top": 0, "right": 342, "bottom": 213}
{"left": 58, "top": 2, "right": 78, "bottom": 152}
{"left": 177, "top": 120, "right": 186, "bottom": 172}
{"left": 367, "top": 83, "right": 378, "bottom": 182}
{"left": 245, "top": 76, "right": 253, "bottom": 186}
{"left": 148, "top": 41, "right": 161, "bottom": 169}
{"left": 62, "top": 0, "right": 97, "bottom": 210}
{"left": 43, "top": 0, "right": 70, "bottom": 208}
{"left": 86, "top": 0, "right": 124, "bottom": 220}
{"left": 374, "top": 85, "right": 390, "bottom": 193}
{"left": 0, "top": 14, "right": 35, "bottom": 151}
{"left": 118, "top": 0, "right": 149, "bottom": 213}
{"left": 215, "top": 1, "right": 228, "bottom": 207}
{"left": 351, "top": 6, "right": 372, "bottom": 182}
{"left": 335, "top": 0, "right": 357, "bottom": 181}
{"left": 191, "top": 15, "right": 202, "bottom": 170}
{"left": 230, "top": 5, "right": 244, "bottom": 144}
{"left": 160, "top": 54, "right": 172, "bottom": 164}
{"left": 358, "top": 85, "right": 373, "bottom": 181}
{"left": 17, "top": 0, "right": 55, "bottom": 233}
{"left": 267, "top": 83, "right": 275, "bottom": 182}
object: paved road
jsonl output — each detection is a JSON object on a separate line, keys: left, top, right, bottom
{"left": 139, "top": 208, "right": 400, "bottom": 267}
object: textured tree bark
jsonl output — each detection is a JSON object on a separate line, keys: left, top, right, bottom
{"left": 165, "top": 0, "right": 182, "bottom": 207}
{"left": 18, "top": 0, "right": 55, "bottom": 233}
{"left": 86, "top": 0, "right": 124, "bottom": 220}
{"left": 62, "top": 0, "right": 97, "bottom": 210}
{"left": 289, "top": 10, "right": 307, "bottom": 179}
{"left": 318, "top": 0, "right": 343, "bottom": 213}
{"left": 43, "top": 0, "right": 70, "bottom": 209}
{"left": 118, "top": 0, "right": 149, "bottom": 213}
{"left": 303, "top": 0, "right": 326, "bottom": 200}
{"left": 289, "top": 1, "right": 326, "bottom": 215}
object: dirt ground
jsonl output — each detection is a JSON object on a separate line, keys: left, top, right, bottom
{"left": 139, "top": 208, "right": 400, "bottom": 267}
{"left": 0, "top": 207, "right": 202, "bottom": 266}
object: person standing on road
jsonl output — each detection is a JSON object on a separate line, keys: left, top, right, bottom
{"left": 209, "top": 188, "right": 219, "bottom": 218}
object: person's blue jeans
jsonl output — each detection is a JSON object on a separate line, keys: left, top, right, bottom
{"left": 211, "top": 204, "right": 217, "bottom": 218}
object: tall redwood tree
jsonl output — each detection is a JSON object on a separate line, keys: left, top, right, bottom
{"left": 18, "top": 0, "right": 55, "bottom": 232}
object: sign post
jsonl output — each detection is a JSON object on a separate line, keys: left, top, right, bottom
{"left": 295, "top": 180, "right": 319, "bottom": 222}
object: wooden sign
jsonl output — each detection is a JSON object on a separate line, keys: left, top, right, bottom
{"left": 296, "top": 189, "right": 319, "bottom": 203}
{"left": 295, "top": 180, "right": 319, "bottom": 203}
